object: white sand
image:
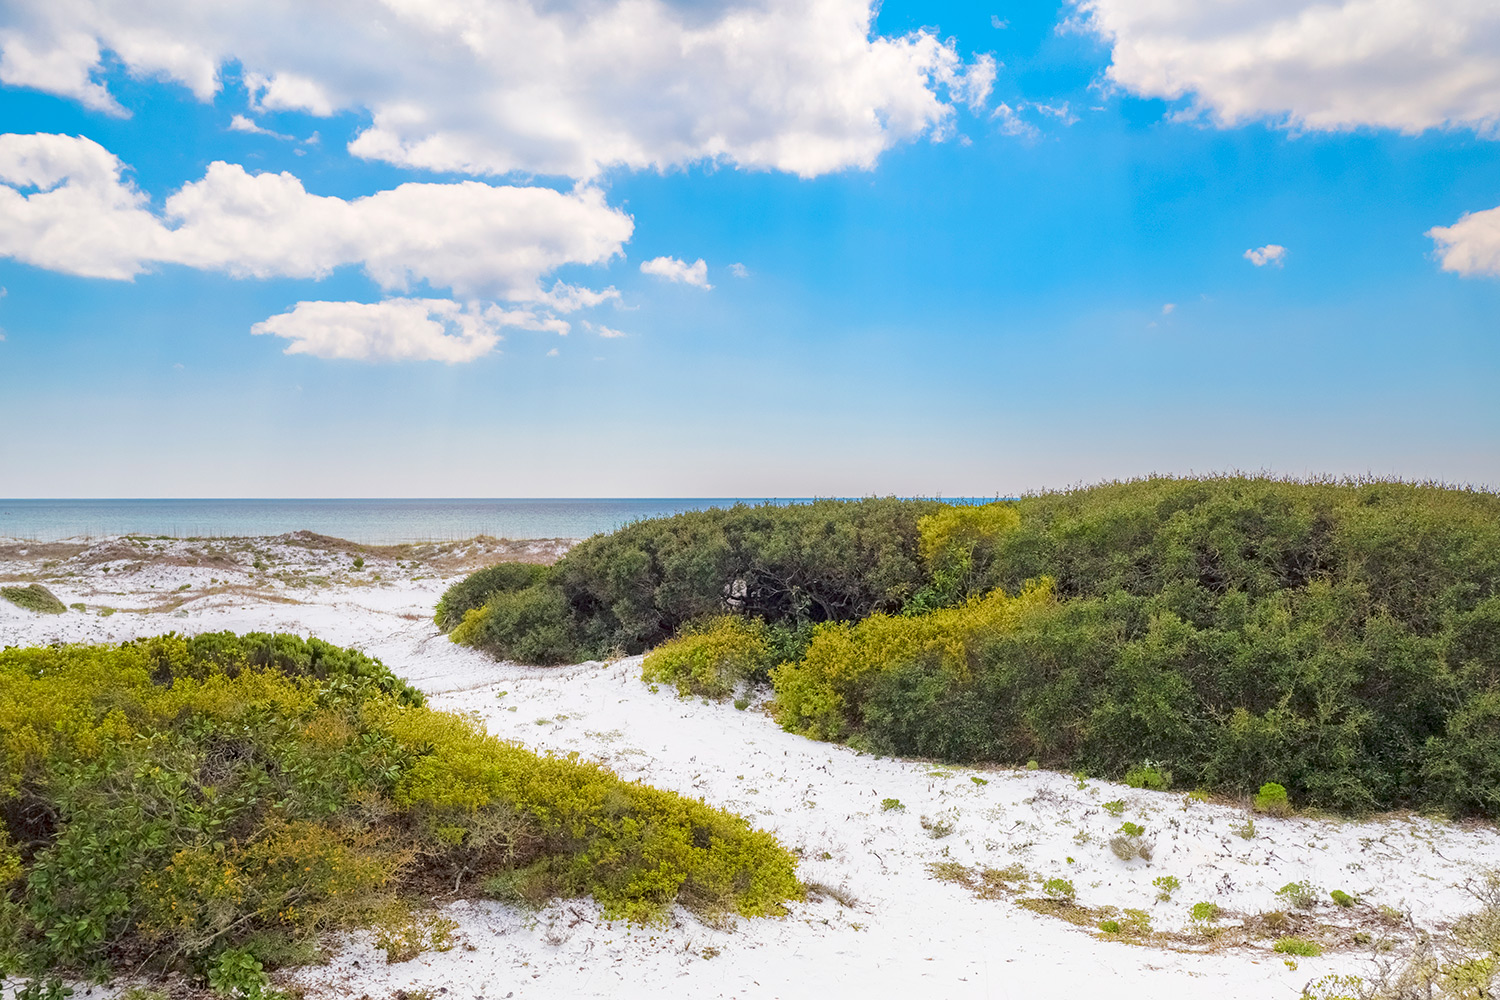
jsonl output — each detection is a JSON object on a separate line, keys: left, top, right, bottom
{"left": 3, "top": 537, "right": 1497, "bottom": 1000}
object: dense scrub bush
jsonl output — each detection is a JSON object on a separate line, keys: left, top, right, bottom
{"left": 439, "top": 498, "right": 948, "bottom": 662}
{"left": 764, "top": 478, "right": 1500, "bottom": 818}
{"left": 770, "top": 582, "right": 1054, "bottom": 748}
{"left": 433, "top": 562, "right": 549, "bottom": 633}
{"left": 641, "top": 616, "right": 774, "bottom": 698}
{"left": 0, "top": 585, "right": 65, "bottom": 615}
{"left": 0, "top": 635, "right": 800, "bottom": 987}
{"left": 907, "top": 503, "right": 1022, "bottom": 612}
{"left": 450, "top": 581, "right": 581, "bottom": 665}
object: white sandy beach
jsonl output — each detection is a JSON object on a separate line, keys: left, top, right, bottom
{"left": 3, "top": 535, "right": 1497, "bottom": 1000}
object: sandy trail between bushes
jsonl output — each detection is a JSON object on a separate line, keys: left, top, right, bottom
{"left": 3, "top": 536, "right": 1497, "bottom": 1000}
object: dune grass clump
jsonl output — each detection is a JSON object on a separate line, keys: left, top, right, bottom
{"left": 0, "top": 634, "right": 800, "bottom": 989}
{"left": 1, "top": 584, "right": 66, "bottom": 615}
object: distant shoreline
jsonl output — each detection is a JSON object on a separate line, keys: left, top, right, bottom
{"left": 0, "top": 496, "right": 1004, "bottom": 545}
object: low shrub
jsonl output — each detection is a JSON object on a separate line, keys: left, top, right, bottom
{"left": 1124, "top": 764, "right": 1172, "bottom": 792}
{"left": 448, "top": 581, "right": 580, "bottom": 665}
{"left": 1330, "top": 890, "right": 1357, "bottom": 908}
{"left": 1190, "top": 901, "right": 1221, "bottom": 923}
{"left": 1152, "top": 875, "right": 1180, "bottom": 901}
{"left": 1276, "top": 881, "right": 1322, "bottom": 909}
{"left": 0, "top": 635, "right": 800, "bottom": 986}
{"left": 434, "top": 562, "right": 549, "bottom": 633}
{"left": 641, "top": 616, "right": 774, "bottom": 698}
{"left": 880, "top": 798, "right": 904, "bottom": 812}
{"left": 757, "top": 478, "right": 1500, "bottom": 820}
{"left": 440, "top": 498, "right": 947, "bottom": 661}
{"left": 1102, "top": 799, "right": 1126, "bottom": 816}
{"left": 1041, "top": 878, "right": 1076, "bottom": 903}
{"left": 1274, "top": 936, "right": 1324, "bottom": 957}
{"left": 769, "top": 582, "right": 1054, "bottom": 747}
{"left": 1253, "top": 782, "right": 1293, "bottom": 817}
{"left": 1, "top": 584, "right": 66, "bottom": 615}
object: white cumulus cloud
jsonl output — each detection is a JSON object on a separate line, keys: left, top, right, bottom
{"left": 1428, "top": 206, "right": 1500, "bottom": 278}
{"left": 640, "top": 256, "right": 712, "bottom": 289}
{"left": 0, "top": 0, "right": 994, "bottom": 179}
{"left": 249, "top": 298, "right": 566, "bottom": 363}
{"left": 0, "top": 133, "right": 632, "bottom": 301}
{"left": 1071, "top": 0, "right": 1500, "bottom": 135}
{"left": 1244, "top": 244, "right": 1286, "bottom": 268}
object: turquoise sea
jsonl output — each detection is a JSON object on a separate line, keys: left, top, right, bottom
{"left": 0, "top": 498, "right": 816, "bottom": 544}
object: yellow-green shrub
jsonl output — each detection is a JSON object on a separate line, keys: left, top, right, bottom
{"left": 0, "top": 634, "right": 800, "bottom": 984}
{"left": 912, "top": 503, "right": 1022, "bottom": 608}
{"left": 641, "top": 617, "right": 772, "bottom": 698}
{"left": 771, "top": 581, "right": 1055, "bottom": 742}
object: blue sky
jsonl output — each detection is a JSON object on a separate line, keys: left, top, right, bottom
{"left": 0, "top": 0, "right": 1496, "bottom": 497}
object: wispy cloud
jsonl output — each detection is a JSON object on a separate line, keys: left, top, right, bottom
{"left": 228, "top": 114, "right": 293, "bottom": 140}
{"left": 640, "top": 256, "right": 712, "bottom": 289}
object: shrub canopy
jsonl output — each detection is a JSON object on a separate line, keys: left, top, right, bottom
{"left": 440, "top": 497, "right": 945, "bottom": 663}
{"left": 442, "top": 477, "right": 1500, "bottom": 818}
{"left": 0, "top": 633, "right": 799, "bottom": 983}
{"left": 767, "top": 478, "right": 1500, "bottom": 818}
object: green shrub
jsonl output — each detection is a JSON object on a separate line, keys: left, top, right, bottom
{"left": 770, "top": 582, "right": 1054, "bottom": 746}
{"left": 641, "top": 616, "right": 774, "bottom": 698}
{"left": 1330, "top": 889, "right": 1357, "bottom": 908}
{"left": 761, "top": 478, "right": 1500, "bottom": 820}
{"left": 1190, "top": 901, "right": 1221, "bottom": 923}
{"left": 908, "top": 503, "right": 1022, "bottom": 610}
{"left": 434, "top": 562, "right": 549, "bottom": 632}
{"left": 1103, "top": 799, "right": 1126, "bottom": 816}
{"left": 880, "top": 798, "right": 905, "bottom": 812}
{"left": 1276, "top": 881, "right": 1322, "bottom": 909}
{"left": 1098, "top": 918, "right": 1121, "bottom": 934}
{"left": 1152, "top": 875, "right": 1180, "bottom": 901}
{"left": 1124, "top": 765, "right": 1172, "bottom": 791}
{"left": 445, "top": 498, "right": 946, "bottom": 661}
{"left": 1253, "top": 782, "right": 1292, "bottom": 816}
{"left": 1, "top": 584, "right": 66, "bottom": 615}
{"left": 1274, "top": 936, "right": 1324, "bottom": 957}
{"left": 1118, "top": 821, "right": 1145, "bottom": 837}
{"left": 449, "top": 582, "right": 579, "bottom": 665}
{"left": 0, "top": 635, "right": 800, "bottom": 984}
{"left": 1041, "top": 878, "right": 1076, "bottom": 902}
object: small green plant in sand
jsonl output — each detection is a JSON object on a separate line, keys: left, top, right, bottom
{"left": 1330, "top": 889, "right": 1357, "bottom": 908}
{"left": 1253, "top": 782, "right": 1293, "bottom": 817}
{"left": 1124, "top": 763, "right": 1172, "bottom": 791}
{"left": 1109, "top": 822, "right": 1151, "bottom": 862}
{"left": 881, "top": 798, "right": 905, "bottom": 812}
{"left": 1103, "top": 799, "right": 1126, "bottom": 817}
{"left": 1274, "top": 936, "right": 1323, "bottom": 957}
{"left": 1276, "top": 881, "right": 1322, "bottom": 910}
{"left": 1232, "top": 817, "right": 1257, "bottom": 840}
{"left": 1042, "top": 878, "right": 1076, "bottom": 903}
{"left": 1, "top": 583, "right": 66, "bottom": 614}
{"left": 1152, "top": 875, "right": 1180, "bottom": 901}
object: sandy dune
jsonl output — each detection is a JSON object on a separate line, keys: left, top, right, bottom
{"left": 3, "top": 537, "right": 1496, "bottom": 1000}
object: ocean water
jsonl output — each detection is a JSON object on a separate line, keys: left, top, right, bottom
{"left": 0, "top": 498, "right": 814, "bottom": 545}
